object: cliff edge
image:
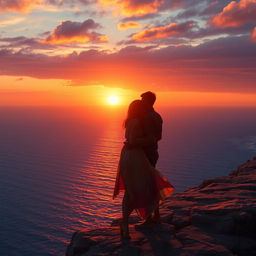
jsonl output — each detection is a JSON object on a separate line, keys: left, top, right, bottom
{"left": 66, "top": 157, "right": 256, "bottom": 256}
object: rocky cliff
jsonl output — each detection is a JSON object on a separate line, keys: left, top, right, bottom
{"left": 66, "top": 157, "right": 256, "bottom": 256}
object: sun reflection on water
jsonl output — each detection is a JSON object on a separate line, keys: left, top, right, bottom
{"left": 72, "top": 119, "right": 124, "bottom": 227}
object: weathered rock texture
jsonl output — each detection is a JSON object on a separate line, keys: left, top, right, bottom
{"left": 66, "top": 157, "right": 256, "bottom": 256}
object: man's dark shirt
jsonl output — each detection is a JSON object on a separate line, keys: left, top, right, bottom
{"left": 142, "top": 108, "right": 163, "bottom": 167}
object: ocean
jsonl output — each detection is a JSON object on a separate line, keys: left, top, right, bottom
{"left": 1, "top": 106, "right": 256, "bottom": 256}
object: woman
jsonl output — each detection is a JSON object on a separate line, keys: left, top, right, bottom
{"left": 113, "top": 100, "right": 174, "bottom": 239}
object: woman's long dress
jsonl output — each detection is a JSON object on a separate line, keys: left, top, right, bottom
{"left": 113, "top": 118, "right": 174, "bottom": 219}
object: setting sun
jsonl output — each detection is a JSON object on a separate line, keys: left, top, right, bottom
{"left": 107, "top": 95, "right": 120, "bottom": 105}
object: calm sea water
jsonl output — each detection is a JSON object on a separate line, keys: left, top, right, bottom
{"left": 0, "top": 106, "right": 256, "bottom": 256}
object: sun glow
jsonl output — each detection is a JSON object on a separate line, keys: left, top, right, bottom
{"left": 107, "top": 95, "right": 120, "bottom": 105}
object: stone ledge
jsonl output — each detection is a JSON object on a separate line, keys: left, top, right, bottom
{"left": 66, "top": 157, "right": 256, "bottom": 256}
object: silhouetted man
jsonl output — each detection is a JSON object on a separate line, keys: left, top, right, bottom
{"left": 141, "top": 91, "right": 163, "bottom": 224}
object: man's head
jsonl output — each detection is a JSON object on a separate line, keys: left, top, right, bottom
{"left": 140, "top": 91, "right": 156, "bottom": 108}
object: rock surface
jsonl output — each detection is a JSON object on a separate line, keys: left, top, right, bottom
{"left": 66, "top": 157, "right": 256, "bottom": 256}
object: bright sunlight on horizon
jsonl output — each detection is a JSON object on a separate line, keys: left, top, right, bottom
{"left": 107, "top": 95, "right": 121, "bottom": 105}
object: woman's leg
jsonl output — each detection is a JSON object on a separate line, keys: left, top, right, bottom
{"left": 121, "top": 191, "right": 133, "bottom": 237}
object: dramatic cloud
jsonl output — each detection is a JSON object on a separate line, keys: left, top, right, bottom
{"left": 212, "top": 0, "right": 256, "bottom": 28}
{"left": 1, "top": 36, "right": 255, "bottom": 93}
{"left": 44, "top": 19, "right": 108, "bottom": 44}
{"left": 172, "top": 0, "right": 231, "bottom": 20}
{"left": 0, "top": 0, "right": 45, "bottom": 13}
{"left": 121, "top": 13, "right": 159, "bottom": 22}
{"left": 1, "top": 0, "right": 256, "bottom": 95}
{"left": 0, "top": 0, "right": 93, "bottom": 13}
{"left": 118, "top": 22, "right": 142, "bottom": 30}
{"left": 99, "top": 0, "right": 163, "bottom": 17}
{"left": 0, "top": 36, "right": 55, "bottom": 50}
{"left": 132, "top": 22, "right": 193, "bottom": 41}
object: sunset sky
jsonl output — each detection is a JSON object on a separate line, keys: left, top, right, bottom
{"left": 0, "top": 0, "right": 256, "bottom": 106}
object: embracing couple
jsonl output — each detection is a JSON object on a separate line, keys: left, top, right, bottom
{"left": 113, "top": 91, "right": 174, "bottom": 239}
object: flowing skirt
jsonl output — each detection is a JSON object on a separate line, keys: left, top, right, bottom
{"left": 113, "top": 146, "right": 174, "bottom": 219}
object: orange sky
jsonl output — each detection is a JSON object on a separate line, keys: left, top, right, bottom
{"left": 1, "top": 76, "right": 256, "bottom": 107}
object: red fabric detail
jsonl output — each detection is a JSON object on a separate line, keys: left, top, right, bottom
{"left": 113, "top": 167, "right": 174, "bottom": 219}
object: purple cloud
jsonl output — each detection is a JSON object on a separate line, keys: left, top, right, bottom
{"left": 0, "top": 36, "right": 255, "bottom": 93}
{"left": 44, "top": 19, "right": 108, "bottom": 44}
